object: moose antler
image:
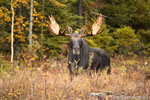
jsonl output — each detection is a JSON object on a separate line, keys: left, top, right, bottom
{"left": 82, "top": 13, "right": 104, "bottom": 37}
{"left": 46, "top": 15, "right": 72, "bottom": 37}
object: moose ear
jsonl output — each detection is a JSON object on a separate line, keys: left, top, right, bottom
{"left": 67, "top": 27, "right": 73, "bottom": 34}
{"left": 79, "top": 28, "right": 85, "bottom": 35}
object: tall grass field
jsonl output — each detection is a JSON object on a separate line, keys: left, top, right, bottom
{"left": 0, "top": 57, "right": 150, "bottom": 99}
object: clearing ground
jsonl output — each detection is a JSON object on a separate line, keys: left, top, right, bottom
{"left": 0, "top": 57, "right": 150, "bottom": 99}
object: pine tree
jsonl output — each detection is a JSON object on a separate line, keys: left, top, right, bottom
{"left": 114, "top": 26, "right": 139, "bottom": 56}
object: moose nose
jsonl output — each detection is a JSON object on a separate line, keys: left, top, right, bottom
{"left": 73, "top": 45, "right": 80, "bottom": 55}
{"left": 73, "top": 45, "right": 79, "bottom": 49}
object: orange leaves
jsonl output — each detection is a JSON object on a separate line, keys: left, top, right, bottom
{"left": 33, "top": 8, "right": 41, "bottom": 25}
{"left": 32, "top": 7, "right": 42, "bottom": 32}
{"left": 6, "top": 35, "right": 12, "bottom": 43}
{"left": 34, "top": 1, "right": 38, "bottom": 6}
{"left": 22, "top": 24, "right": 26, "bottom": 27}
{"left": 32, "top": 34, "right": 38, "bottom": 39}
{"left": 40, "top": 16, "right": 44, "bottom": 19}
{"left": 4, "top": 16, "right": 11, "bottom": 22}
{"left": 33, "top": 13, "right": 39, "bottom": 17}
{"left": 0, "top": 9, "right": 2, "bottom": 18}
{"left": 21, "top": 0, "right": 28, "bottom": 5}
{"left": 33, "top": 8, "right": 39, "bottom": 17}
{"left": 33, "top": 17, "right": 40, "bottom": 23}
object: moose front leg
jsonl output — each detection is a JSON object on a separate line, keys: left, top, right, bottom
{"left": 68, "top": 61, "right": 75, "bottom": 81}
{"left": 68, "top": 61, "right": 73, "bottom": 75}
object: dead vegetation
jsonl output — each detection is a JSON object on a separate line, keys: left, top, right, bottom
{"left": 0, "top": 57, "right": 150, "bottom": 99}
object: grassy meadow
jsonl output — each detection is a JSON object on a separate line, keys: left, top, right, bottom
{"left": 0, "top": 57, "right": 150, "bottom": 100}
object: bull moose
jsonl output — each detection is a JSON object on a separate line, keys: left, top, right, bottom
{"left": 46, "top": 14, "right": 111, "bottom": 74}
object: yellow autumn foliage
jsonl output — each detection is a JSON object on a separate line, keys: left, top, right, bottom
{"left": 24, "top": 59, "right": 27, "bottom": 63}
{"left": 0, "top": 7, "right": 11, "bottom": 22}
{"left": 34, "top": 1, "right": 38, "bottom": 6}
{"left": 33, "top": 13, "right": 39, "bottom": 17}
{"left": 40, "top": 16, "right": 43, "bottom": 19}
{"left": 31, "top": 57, "right": 35, "bottom": 61}
{"left": 51, "top": 0, "right": 66, "bottom": 7}
{"left": 22, "top": 24, "right": 26, "bottom": 27}
{"left": 21, "top": 0, "right": 28, "bottom": 4}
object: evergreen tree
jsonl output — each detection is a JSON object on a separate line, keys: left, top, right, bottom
{"left": 113, "top": 26, "right": 139, "bottom": 56}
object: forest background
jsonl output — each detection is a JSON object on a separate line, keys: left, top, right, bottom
{"left": 0, "top": 0, "right": 150, "bottom": 69}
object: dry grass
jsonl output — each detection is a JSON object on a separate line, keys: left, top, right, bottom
{"left": 0, "top": 57, "right": 150, "bottom": 100}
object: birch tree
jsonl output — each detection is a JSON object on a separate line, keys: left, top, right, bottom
{"left": 11, "top": 0, "right": 14, "bottom": 70}
{"left": 29, "top": 0, "right": 34, "bottom": 66}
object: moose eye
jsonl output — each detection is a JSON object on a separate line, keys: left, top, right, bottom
{"left": 78, "top": 39, "right": 82, "bottom": 46}
{"left": 70, "top": 39, "right": 74, "bottom": 48}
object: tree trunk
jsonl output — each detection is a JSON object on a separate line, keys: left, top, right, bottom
{"left": 40, "top": 0, "right": 45, "bottom": 60}
{"left": 11, "top": 0, "right": 14, "bottom": 70}
{"left": 20, "top": 0, "right": 22, "bottom": 16}
{"left": 77, "top": 0, "right": 82, "bottom": 26}
{"left": 84, "top": 9, "right": 88, "bottom": 25}
{"left": 29, "top": 0, "right": 34, "bottom": 66}
{"left": 94, "top": 0, "right": 98, "bottom": 19}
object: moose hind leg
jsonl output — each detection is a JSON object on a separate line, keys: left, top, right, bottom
{"left": 68, "top": 63, "right": 73, "bottom": 74}
{"left": 107, "top": 65, "right": 111, "bottom": 74}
